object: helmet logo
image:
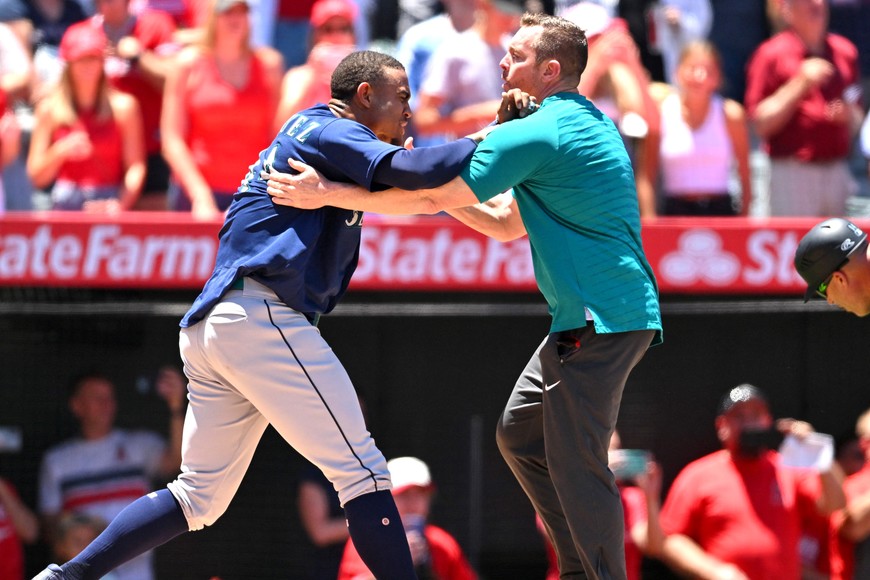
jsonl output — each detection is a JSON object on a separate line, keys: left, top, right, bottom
{"left": 841, "top": 238, "right": 856, "bottom": 252}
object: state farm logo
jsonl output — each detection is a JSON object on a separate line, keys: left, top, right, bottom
{"left": 659, "top": 229, "right": 740, "bottom": 286}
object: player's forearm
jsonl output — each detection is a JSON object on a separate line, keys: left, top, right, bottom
{"left": 445, "top": 192, "right": 526, "bottom": 242}
{"left": 324, "top": 175, "right": 477, "bottom": 215}
{"left": 373, "top": 138, "right": 477, "bottom": 190}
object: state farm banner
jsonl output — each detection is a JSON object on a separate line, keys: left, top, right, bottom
{"left": 1, "top": 212, "right": 865, "bottom": 294}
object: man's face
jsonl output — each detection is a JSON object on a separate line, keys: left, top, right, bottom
{"left": 70, "top": 378, "right": 117, "bottom": 432}
{"left": 366, "top": 67, "right": 411, "bottom": 146}
{"left": 825, "top": 270, "right": 870, "bottom": 317}
{"left": 94, "top": 0, "right": 128, "bottom": 21}
{"left": 717, "top": 399, "right": 773, "bottom": 451}
{"left": 786, "top": 0, "right": 828, "bottom": 34}
{"left": 500, "top": 25, "right": 543, "bottom": 98}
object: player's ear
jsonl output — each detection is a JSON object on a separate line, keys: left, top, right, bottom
{"left": 541, "top": 59, "right": 561, "bottom": 83}
{"left": 355, "top": 81, "right": 374, "bottom": 109}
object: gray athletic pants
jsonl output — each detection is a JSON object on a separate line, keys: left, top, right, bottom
{"left": 496, "top": 325, "right": 655, "bottom": 580}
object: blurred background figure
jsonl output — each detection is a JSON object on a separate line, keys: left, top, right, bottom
{"left": 659, "top": 384, "right": 845, "bottom": 580}
{"left": 161, "top": 0, "right": 282, "bottom": 219}
{"left": 393, "top": 0, "right": 475, "bottom": 147}
{"left": 706, "top": 0, "right": 771, "bottom": 104}
{"left": 38, "top": 368, "right": 186, "bottom": 580}
{"left": 0, "top": 0, "right": 88, "bottom": 101}
{"left": 744, "top": 0, "right": 862, "bottom": 217}
{"left": 649, "top": 40, "right": 752, "bottom": 216}
{"left": 337, "top": 456, "right": 477, "bottom": 580}
{"left": 0, "top": 474, "right": 39, "bottom": 580}
{"left": 646, "top": 0, "right": 712, "bottom": 85}
{"left": 27, "top": 20, "right": 146, "bottom": 213}
{"left": 275, "top": 0, "right": 357, "bottom": 127}
{"left": 411, "top": 0, "right": 523, "bottom": 145}
{"left": 0, "top": 87, "right": 21, "bottom": 214}
{"left": 92, "top": 0, "right": 179, "bottom": 210}
{"left": 562, "top": 1, "right": 661, "bottom": 218}
{"left": 830, "top": 407, "right": 870, "bottom": 580}
{"left": 296, "top": 462, "right": 349, "bottom": 580}
{"left": 51, "top": 513, "right": 109, "bottom": 574}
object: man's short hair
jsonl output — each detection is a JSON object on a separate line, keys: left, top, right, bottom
{"left": 331, "top": 50, "right": 406, "bottom": 103}
{"left": 520, "top": 12, "right": 588, "bottom": 82}
{"left": 67, "top": 370, "right": 113, "bottom": 399}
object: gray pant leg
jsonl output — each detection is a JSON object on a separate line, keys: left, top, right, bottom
{"left": 497, "top": 328, "right": 654, "bottom": 580}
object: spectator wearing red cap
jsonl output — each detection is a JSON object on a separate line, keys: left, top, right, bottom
{"left": 91, "top": 0, "right": 179, "bottom": 210}
{"left": 274, "top": 0, "right": 356, "bottom": 128}
{"left": 27, "top": 20, "right": 146, "bottom": 212}
{"left": 161, "top": 0, "right": 282, "bottom": 219}
{"left": 337, "top": 457, "right": 477, "bottom": 580}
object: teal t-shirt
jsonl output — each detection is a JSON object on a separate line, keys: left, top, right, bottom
{"left": 460, "top": 92, "right": 662, "bottom": 342}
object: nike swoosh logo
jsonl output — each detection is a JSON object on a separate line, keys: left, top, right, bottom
{"left": 544, "top": 381, "right": 561, "bottom": 391}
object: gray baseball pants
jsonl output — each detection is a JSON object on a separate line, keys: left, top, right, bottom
{"left": 496, "top": 326, "right": 655, "bottom": 580}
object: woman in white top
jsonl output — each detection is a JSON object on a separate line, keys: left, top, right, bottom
{"left": 649, "top": 40, "right": 752, "bottom": 216}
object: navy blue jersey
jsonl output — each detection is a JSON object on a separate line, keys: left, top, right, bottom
{"left": 181, "top": 104, "right": 474, "bottom": 327}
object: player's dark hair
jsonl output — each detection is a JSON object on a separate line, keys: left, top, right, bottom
{"left": 521, "top": 12, "right": 588, "bottom": 82}
{"left": 331, "top": 50, "right": 406, "bottom": 103}
{"left": 67, "top": 369, "right": 113, "bottom": 399}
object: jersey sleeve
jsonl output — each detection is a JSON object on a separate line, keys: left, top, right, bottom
{"left": 459, "top": 120, "right": 553, "bottom": 203}
{"left": 317, "top": 120, "right": 404, "bottom": 191}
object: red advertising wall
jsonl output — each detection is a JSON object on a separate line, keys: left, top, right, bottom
{"left": 1, "top": 212, "right": 866, "bottom": 294}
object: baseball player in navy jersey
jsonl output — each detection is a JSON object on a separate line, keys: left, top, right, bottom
{"left": 33, "top": 50, "right": 497, "bottom": 580}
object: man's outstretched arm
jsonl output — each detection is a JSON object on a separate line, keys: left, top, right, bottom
{"left": 267, "top": 161, "right": 526, "bottom": 240}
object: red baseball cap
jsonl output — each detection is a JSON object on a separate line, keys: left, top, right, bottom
{"left": 59, "top": 21, "right": 107, "bottom": 62}
{"left": 310, "top": 0, "right": 357, "bottom": 29}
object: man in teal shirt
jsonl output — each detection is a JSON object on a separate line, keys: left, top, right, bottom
{"left": 268, "top": 13, "right": 662, "bottom": 579}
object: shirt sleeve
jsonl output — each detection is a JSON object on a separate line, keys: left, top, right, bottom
{"left": 371, "top": 138, "right": 476, "bottom": 190}
{"left": 318, "top": 120, "right": 404, "bottom": 191}
{"left": 460, "top": 120, "right": 553, "bottom": 203}
{"left": 743, "top": 44, "right": 777, "bottom": 116}
{"left": 659, "top": 466, "right": 702, "bottom": 538}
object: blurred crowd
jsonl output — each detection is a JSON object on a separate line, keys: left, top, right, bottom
{"left": 0, "top": 0, "right": 867, "bottom": 219}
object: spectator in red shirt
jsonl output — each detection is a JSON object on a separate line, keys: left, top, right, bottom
{"left": 744, "top": 0, "right": 863, "bottom": 216}
{"left": 27, "top": 20, "right": 146, "bottom": 212}
{"left": 659, "top": 384, "right": 845, "bottom": 580}
{"left": 161, "top": 0, "right": 282, "bottom": 219}
{"left": 0, "top": 476, "right": 39, "bottom": 580}
{"left": 274, "top": 0, "right": 356, "bottom": 130}
{"left": 337, "top": 456, "right": 477, "bottom": 580}
{"left": 91, "top": 0, "right": 179, "bottom": 209}
{"left": 830, "top": 408, "right": 870, "bottom": 580}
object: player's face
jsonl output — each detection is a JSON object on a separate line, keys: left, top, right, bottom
{"left": 367, "top": 67, "right": 411, "bottom": 146}
{"left": 824, "top": 271, "right": 870, "bottom": 317}
{"left": 500, "top": 26, "right": 544, "bottom": 98}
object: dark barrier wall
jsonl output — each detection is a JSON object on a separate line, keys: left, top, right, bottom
{"left": 1, "top": 291, "right": 868, "bottom": 579}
